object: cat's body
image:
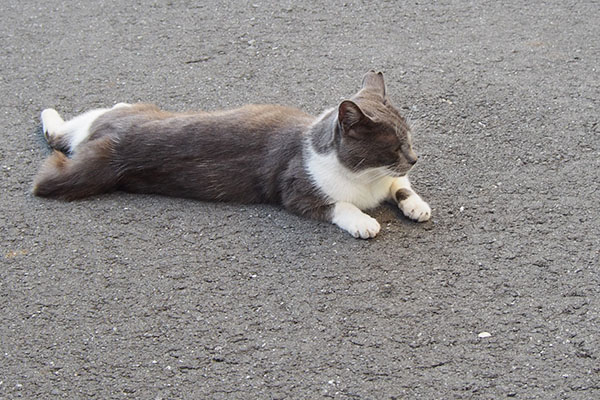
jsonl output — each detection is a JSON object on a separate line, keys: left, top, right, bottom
{"left": 34, "top": 71, "right": 431, "bottom": 238}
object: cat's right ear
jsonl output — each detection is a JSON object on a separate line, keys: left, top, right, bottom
{"left": 361, "top": 70, "right": 386, "bottom": 97}
{"left": 338, "top": 100, "right": 368, "bottom": 138}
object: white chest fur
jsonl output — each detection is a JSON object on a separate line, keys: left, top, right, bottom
{"left": 305, "top": 147, "right": 394, "bottom": 210}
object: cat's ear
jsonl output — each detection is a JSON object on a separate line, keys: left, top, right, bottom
{"left": 361, "top": 70, "right": 386, "bottom": 97}
{"left": 338, "top": 100, "right": 369, "bottom": 137}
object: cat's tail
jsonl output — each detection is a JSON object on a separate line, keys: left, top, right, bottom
{"left": 32, "top": 137, "right": 119, "bottom": 200}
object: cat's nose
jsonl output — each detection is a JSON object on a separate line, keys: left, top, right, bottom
{"left": 405, "top": 148, "right": 418, "bottom": 165}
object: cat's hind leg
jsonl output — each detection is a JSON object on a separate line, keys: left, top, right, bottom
{"left": 53, "top": 108, "right": 111, "bottom": 153}
{"left": 41, "top": 108, "right": 71, "bottom": 153}
{"left": 41, "top": 108, "right": 64, "bottom": 138}
{"left": 41, "top": 107, "right": 107, "bottom": 154}
{"left": 40, "top": 103, "right": 130, "bottom": 154}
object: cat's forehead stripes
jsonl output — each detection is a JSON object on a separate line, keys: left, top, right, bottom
{"left": 357, "top": 99, "right": 411, "bottom": 140}
{"left": 355, "top": 95, "right": 407, "bottom": 122}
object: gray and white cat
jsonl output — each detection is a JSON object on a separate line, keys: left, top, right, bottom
{"left": 33, "top": 71, "right": 431, "bottom": 238}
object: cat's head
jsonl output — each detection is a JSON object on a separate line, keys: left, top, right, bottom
{"left": 335, "top": 71, "right": 418, "bottom": 177}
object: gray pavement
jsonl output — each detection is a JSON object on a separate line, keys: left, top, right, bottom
{"left": 1, "top": 1, "right": 599, "bottom": 398}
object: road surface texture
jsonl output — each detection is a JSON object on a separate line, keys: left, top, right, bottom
{"left": 1, "top": 1, "right": 599, "bottom": 399}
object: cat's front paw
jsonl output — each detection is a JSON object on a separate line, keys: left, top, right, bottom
{"left": 332, "top": 202, "right": 381, "bottom": 239}
{"left": 399, "top": 195, "right": 431, "bottom": 222}
{"left": 345, "top": 213, "right": 381, "bottom": 239}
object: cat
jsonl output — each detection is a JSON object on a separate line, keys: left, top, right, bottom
{"left": 33, "top": 71, "right": 431, "bottom": 239}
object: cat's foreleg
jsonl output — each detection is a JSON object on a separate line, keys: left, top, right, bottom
{"left": 331, "top": 202, "right": 381, "bottom": 239}
{"left": 389, "top": 176, "right": 431, "bottom": 222}
{"left": 282, "top": 191, "right": 380, "bottom": 239}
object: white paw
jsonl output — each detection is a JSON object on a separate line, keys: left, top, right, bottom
{"left": 399, "top": 195, "right": 431, "bottom": 222}
{"left": 332, "top": 202, "right": 381, "bottom": 239}
{"left": 345, "top": 213, "right": 381, "bottom": 239}
{"left": 41, "top": 108, "right": 63, "bottom": 137}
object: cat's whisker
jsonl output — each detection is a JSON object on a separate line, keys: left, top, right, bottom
{"left": 361, "top": 168, "right": 394, "bottom": 184}
{"left": 351, "top": 165, "right": 376, "bottom": 178}
{"left": 407, "top": 117, "right": 419, "bottom": 132}
{"left": 357, "top": 167, "right": 388, "bottom": 182}
{"left": 353, "top": 158, "right": 366, "bottom": 170}
{"left": 407, "top": 108, "right": 414, "bottom": 123}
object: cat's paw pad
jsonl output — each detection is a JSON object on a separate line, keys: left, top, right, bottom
{"left": 399, "top": 195, "right": 431, "bottom": 222}
{"left": 346, "top": 214, "right": 381, "bottom": 239}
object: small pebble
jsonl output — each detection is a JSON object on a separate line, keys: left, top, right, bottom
{"left": 478, "top": 332, "right": 492, "bottom": 338}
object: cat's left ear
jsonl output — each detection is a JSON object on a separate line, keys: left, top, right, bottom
{"left": 338, "top": 100, "right": 371, "bottom": 138}
{"left": 362, "top": 70, "right": 386, "bottom": 97}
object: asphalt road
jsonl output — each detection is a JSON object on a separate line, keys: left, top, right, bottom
{"left": 1, "top": 1, "right": 599, "bottom": 398}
